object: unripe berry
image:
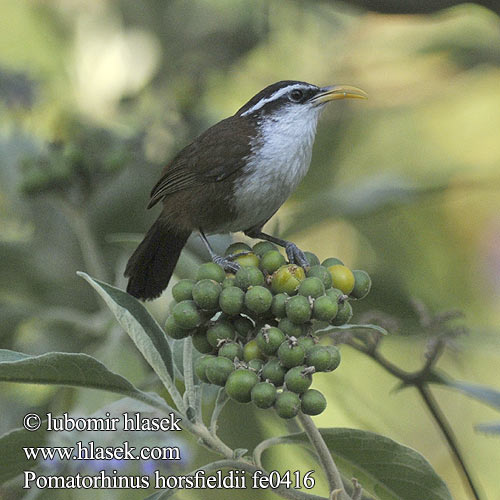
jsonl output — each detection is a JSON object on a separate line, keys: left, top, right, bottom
{"left": 256, "top": 326, "right": 285, "bottom": 356}
{"left": 271, "top": 293, "right": 288, "bottom": 318}
{"left": 218, "top": 341, "right": 243, "bottom": 360}
{"left": 278, "top": 317, "right": 306, "bottom": 337}
{"left": 261, "top": 358, "right": 286, "bottom": 386}
{"left": 298, "top": 277, "right": 325, "bottom": 299}
{"left": 306, "top": 265, "right": 333, "bottom": 289}
{"left": 251, "top": 382, "right": 277, "bottom": 409}
{"left": 172, "top": 300, "right": 202, "bottom": 329}
{"left": 248, "top": 358, "right": 265, "bottom": 372}
{"left": 245, "top": 286, "right": 273, "bottom": 315}
{"left": 296, "top": 336, "right": 316, "bottom": 353}
{"left": 225, "top": 369, "right": 259, "bottom": 403}
{"left": 191, "top": 329, "right": 215, "bottom": 354}
{"left": 306, "top": 345, "right": 333, "bottom": 372}
{"left": 350, "top": 270, "right": 372, "bottom": 299}
{"left": 303, "top": 251, "right": 320, "bottom": 267}
{"left": 278, "top": 341, "right": 305, "bottom": 368}
{"left": 259, "top": 250, "right": 286, "bottom": 274}
{"left": 284, "top": 366, "right": 313, "bottom": 394}
{"left": 285, "top": 295, "right": 312, "bottom": 324}
{"left": 172, "top": 279, "right": 196, "bottom": 303}
{"left": 322, "top": 257, "right": 344, "bottom": 267}
{"left": 233, "top": 316, "right": 254, "bottom": 339}
{"left": 219, "top": 286, "right": 245, "bottom": 316}
{"left": 206, "top": 356, "right": 235, "bottom": 386}
{"left": 312, "top": 295, "right": 338, "bottom": 322}
{"left": 301, "top": 389, "right": 327, "bottom": 415}
{"left": 225, "top": 242, "right": 252, "bottom": 256}
{"left": 252, "top": 241, "right": 278, "bottom": 257}
{"left": 196, "top": 262, "right": 226, "bottom": 283}
{"left": 331, "top": 300, "right": 353, "bottom": 326}
{"left": 192, "top": 279, "right": 222, "bottom": 311}
{"left": 234, "top": 266, "right": 265, "bottom": 290}
{"left": 195, "top": 355, "right": 215, "bottom": 383}
{"left": 207, "top": 321, "right": 235, "bottom": 347}
{"left": 234, "top": 252, "right": 260, "bottom": 268}
{"left": 325, "top": 346, "right": 341, "bottom": 371}
{"left": 164, "top": 315, "right": 192, "bottom": 339}
{"left": 243, "top": 339, "right": 264, "bottom": 362}
{"left": 275, "top": 391, "right": 301, "bottom": 419}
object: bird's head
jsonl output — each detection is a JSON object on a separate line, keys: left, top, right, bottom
{"left": 236, "top": 80, "right": 367, "bottom": 123}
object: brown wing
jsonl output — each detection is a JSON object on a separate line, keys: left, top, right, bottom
{"left": 148, "top": 115, "right": 256, "bottom": 209}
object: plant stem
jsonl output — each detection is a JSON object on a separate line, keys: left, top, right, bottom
{"left": 183, "top": 337, "right": 196, "bottom": 413}
{"left": 297, "top": 412, "right": 350, "bottom": 500}
{"left": 417, "top": 385, "right": 482, "bottom": 500}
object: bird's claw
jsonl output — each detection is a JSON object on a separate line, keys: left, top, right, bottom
{"left": 285, "top": 242, "right": 309, "bottom": 269}
{"left": 213, "top": 255, "right": 241, "bottom": 274}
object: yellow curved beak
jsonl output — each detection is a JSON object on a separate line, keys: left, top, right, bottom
{"left": 313, "top": 85, "right": 368, "bottom": 103}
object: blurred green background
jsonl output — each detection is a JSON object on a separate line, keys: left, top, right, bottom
{"left": 1, "top": 0, "right": 500, "bottom": 499}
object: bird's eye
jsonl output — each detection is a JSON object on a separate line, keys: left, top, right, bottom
{"left": 289, "top": 89, "right": 304, "bottom": 102}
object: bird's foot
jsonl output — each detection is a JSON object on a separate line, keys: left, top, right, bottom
{"left": 212, "top": 255, "right": 241, "bottom": 274}
{"left": 285, "top": 242, "right": 309, "bottom": 268}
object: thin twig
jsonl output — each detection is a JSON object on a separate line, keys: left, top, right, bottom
{"left": 297, "top": 412, "right": 350, "bottom": 500}
{"left": 417, "top": 385, "right": 482, "bottom": 500}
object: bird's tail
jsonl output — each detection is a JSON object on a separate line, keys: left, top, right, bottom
{"left": 125, "top": 218, "right": 190, "bottom": 300}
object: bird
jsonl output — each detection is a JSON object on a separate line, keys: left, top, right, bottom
{"left": 125, "top": 80, "right": 367, "bottom": 300}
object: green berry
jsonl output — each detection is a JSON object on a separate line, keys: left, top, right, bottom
{"left": 233, "top": 316, "right": 254, "bottom": 339}
{"left": 195, "top": 355, "right": 215, "bottom": 383}
{"left": 350, "top": 270, "right": 372, "bottom": 299}
{"left": 325, "top": 346, "right": 341, "bottom": 371}
{"left": 225, "top": 242, "right": 252, "bottom": 256}
{"left": 218, "top": 341, "right": 243, "bottom": 360}
{"left": 243, "top": 339, "right": 264, "bottom": 361}
{"left": 245, "top": 286, "right": 273, "bottom": 315}
{"left": 248, "top": 358, "right": 264, "bottom": 372}
{"left": 219, "top": 286, "right": 245, "bottom": 316}
{"left": 192, "top": 279, "right": 222, "bottom": 311}
{"left": 206, "top": 356, "right": 235, "bottom": 386}
{"left": 234, "top": 266, "right": 265, "bottom": 290}
{"left": 271, "top": 293, "right": 288, "bottom": 318}
{"left": 196, "top": 262, "right": 226, "bottom": 283}
{"left": 261, "top": 358, "right": 286, "bottom": 386}
{"left": 207, "top": 321, "right": 235, "bottom": 347}
{"left": 191, "top": 329, "right": 215, "bottom": 354}
{"left": 172, "top": 300, "right": 202, "bottom": 329}
{"left": 312, "top": 295, "right": 338, "bottom": 322}
{"left": 278, "top": 317, "right": 306, "bottom": 337}
{"left": 234, "top": 252, "right": 260, "bottom": 268}
{"left": 222, "top": 276, "right": 237, "bottom": 289}
{"left": 259, "top": 250, "right": 286, "bottom": 274}
{"left": 164, "top": 315, "right": 192, "bottom": 339}
{"left": 225, "top": 369, "right": 258, "bottom": 403}
{"left": 331, "top": 301, "right": 352, "bottom": 326}
{"left": 256, "top": 326, "right": 285, "bottom": 355}
{"left": 328, "top": 265, "right": 355, "bottom": 295}
{"left": 251, "top": 382, "right": 277, "bottom": 409}
{"left": 252, "top": 241, "right": 278, "bottom": 257}
{"left": 301, "top": 389, "right": 327, "bottom": 415}
{"left": 306, "top": 345, "right": 333, "bottom": 372}
{"left": 326, "top": 287, "right": 345, "bottom": 303}
{"left": 297, "top": 336, "right": 316, "bottom": 353}
{"left": 303, "top": 251, "right": 320, "bottom": 267}
{"left": 278, "top": 341, "right": 305, "bottom": 368}
{"left": 275, "top": 391, "right": 301, "bottom": 419}
{"left": 285, "top": 295, "right": 312, "bottom": 324}
{"left": 298, "top": 277, "right": 325, "bottom": 299}
{"left": 172, "top": 279, "right": 196, "bottom": 302}
{"left": 285, "top": 366, "right": 312, "bottom": 394}
{"left": 306, "top": 265, "right": 333, "bottom": 289}
{"left": 271, "top": 265, "right": 306, "bottom": 295}
{"left": 322, "top": 257, "right": 344, "bottom": 267}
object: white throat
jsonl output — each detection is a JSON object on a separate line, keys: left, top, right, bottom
{"left": 227, "top": 104, "right": 324, "bottom": 233}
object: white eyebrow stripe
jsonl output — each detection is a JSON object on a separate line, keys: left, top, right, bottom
{"left": 241, "top": 84, "right": 313, "bottom": 116}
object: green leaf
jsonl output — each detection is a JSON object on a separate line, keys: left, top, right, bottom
{"left": 77, "top": 272, "right": 176, "bottom": 397}
{"left": 255, "top": 428, "right": 452, "bottom": 500}
{"left": 0, "top": 425, "right": 48, "bottom": 484}
{"left": 0, "top": 349, "right": 167, "bottom": 410}
{"left": 315, "top": 323, "right": 389, "bottom": 336}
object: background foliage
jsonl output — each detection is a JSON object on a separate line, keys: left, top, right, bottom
{"left": 1, "top": 0, "right": 500, "bottom": 498}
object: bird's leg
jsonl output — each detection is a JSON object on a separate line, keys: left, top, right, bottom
{"left": 199, "top": 230, "right": 240, "bottom": 273}
{"left": 244, "top": 230, "right": 309, "bottom": 268}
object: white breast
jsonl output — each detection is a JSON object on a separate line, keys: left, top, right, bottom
{"left": 225, "top": 105, "right": 322, "bottom": 233}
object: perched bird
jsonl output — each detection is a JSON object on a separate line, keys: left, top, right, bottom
{"left": 125, "top": 80, "right": 366, "bottom": 300}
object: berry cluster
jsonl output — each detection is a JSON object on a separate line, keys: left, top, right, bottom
{"left": 164, "top": 241, "right": 371, "bottom": 419}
